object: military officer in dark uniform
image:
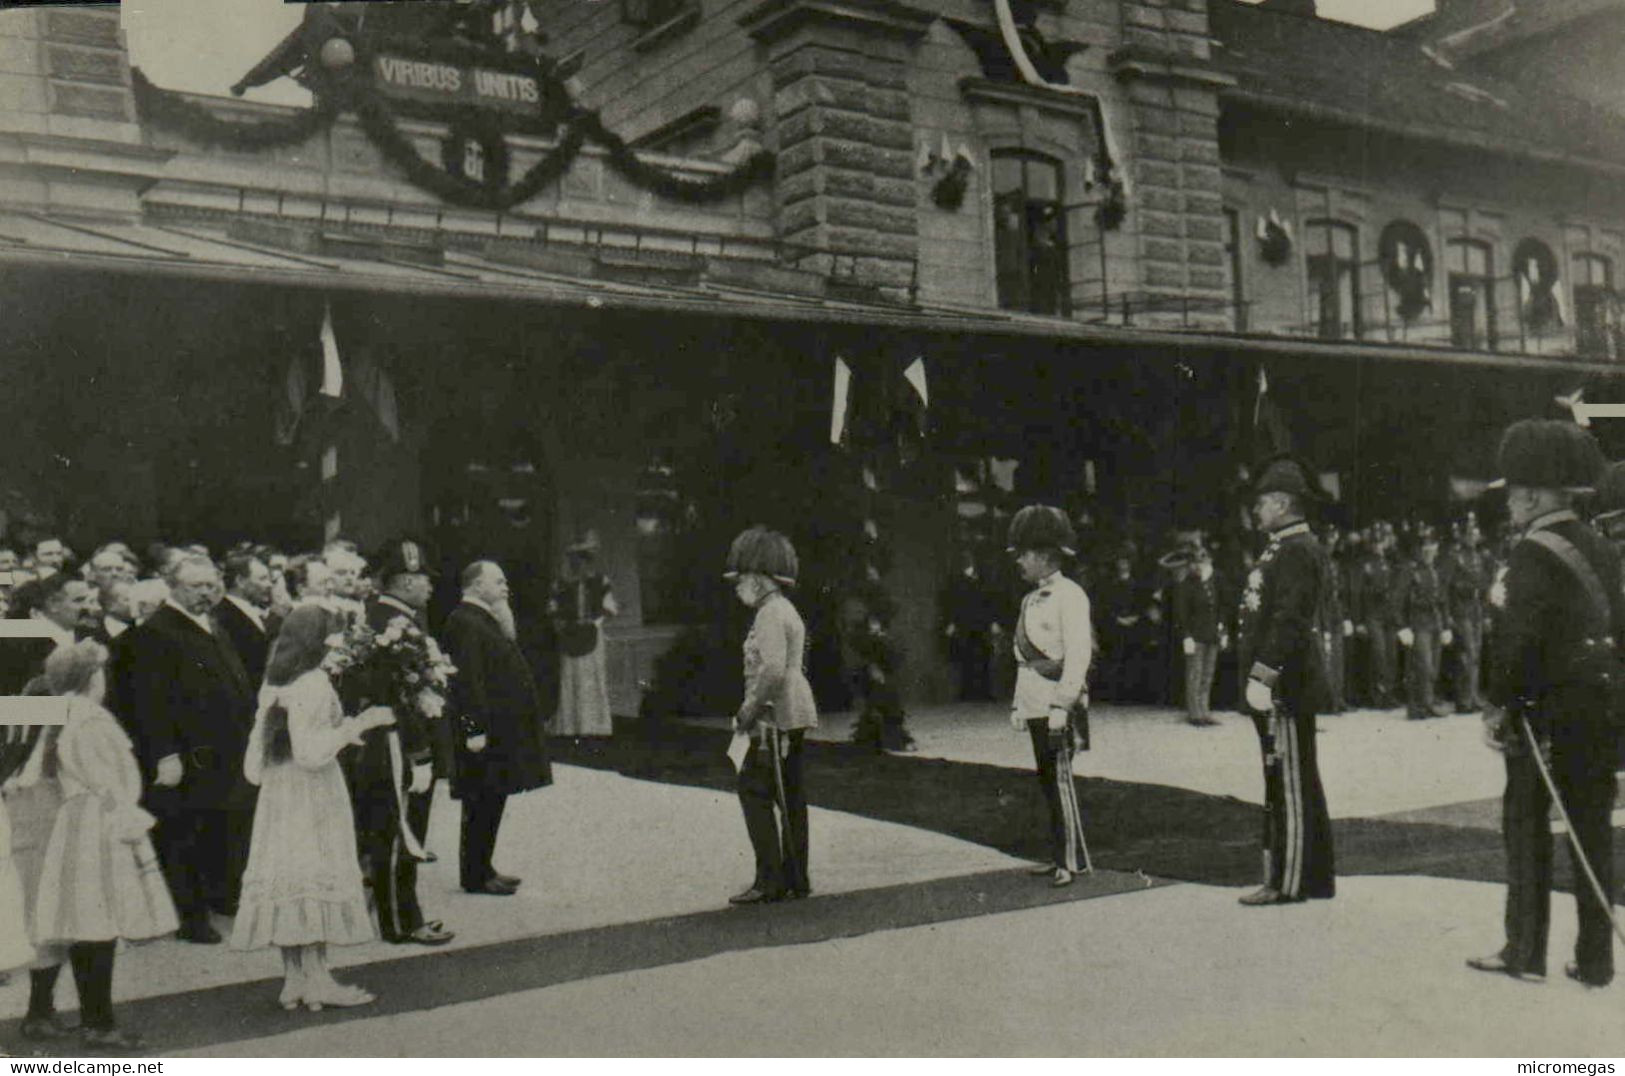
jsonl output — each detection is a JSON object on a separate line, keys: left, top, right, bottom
{"left": 351, "top": 540, "right": 454, "bottom": 946}
{"left": 1352, "top": 523, "right": 1400, "bottom": 709}
{"left": 1170, "top": 543, "right": 1221, "bottom": 727}
{"left": 942, "top": 549, "right": 998, "bottom": 701}
{"left": 1236, "top": 457, "right": 1336, "bottom": 906}
{"left": 1393, "top": 528, "right": 1452, "bottom": 720}
{"left": 1444, "top": 517, "right": 1490, "bottom": 713}
{"left": 1472, "top": 420, "right": 1621, "bottom": 988}
{"left": 1322, "top": 526, "right": 1352, "bottom": 714}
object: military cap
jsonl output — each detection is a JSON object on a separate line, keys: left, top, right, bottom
{"left": 723, "top": 526, "right": 798, "bottom": 586}
{"left": 1157, "top": 538, "right": 1208, "bottom": 571}
{"left": 373, "top": 537, "right": 438, "bottom": 582}
{"left": 1006, "top": 505, "right": 1076, "bottom": 556}
{"left": 1489, "top": 419, "right": 1604, "bottom": 492}
{"left": 1253, "top": 455, "right": 1328, "bottom": 502}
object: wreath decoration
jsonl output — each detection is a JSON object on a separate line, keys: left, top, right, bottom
{"left": 129, "top": 21, "right": 774, "bottom": 211}
{"left": 1256, "top": 209, "right": 1293, "bottom": 267}
{"left": 1378, "top": 220, "right": 1433, "bottom": 324}
{"left": 1513, "top": 237, "right": 1562, "bottom": 333}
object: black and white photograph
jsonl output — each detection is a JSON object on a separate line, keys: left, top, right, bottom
{"left": 0, "top": 0, "right": 1623, "bottom": 1059}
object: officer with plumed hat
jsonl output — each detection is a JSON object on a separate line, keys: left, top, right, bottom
{"left": 349, "top": 537, "right": 454, "bottom": 946}
{"left": 1006, "top": 505, "right": 1094, "bottom": 887}
{"left": 1471, "top": 419, "right": 1621, "bottom": 987}
{"left": 723, "top": 526, "right": 818, "bottom": 905}
{"left": 1235, "top": 456, "right": 1336, "bottom": 905}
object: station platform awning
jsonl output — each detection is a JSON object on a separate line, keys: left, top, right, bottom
{"left": 5, "top": 207, "right": 1625, "bottom": 379}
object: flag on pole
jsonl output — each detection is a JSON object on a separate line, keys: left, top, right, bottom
{"left": 830, "top": 355, "right": 853, "bottom": 446}
{"left": 1252, "top": 364, "right": 1292, "bottom": 458}
{"left": 273, "top": 350, "right": 309, "bottom": 447}
{"left": 318, "top": 301, "right": 344, "bottom": 399}
{"left": 902, "top": 356, "right": 928, "bottom": 410}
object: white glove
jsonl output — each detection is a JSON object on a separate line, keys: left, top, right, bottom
{"left": 466, "top": 734, "right": 488, "bottom": 754}
{"left": 1046, "top": 707, "right": 1068, "bottom": 731}
{"left": 409, "top": 762, "right": 433, "bottom": 794}
{"left": 1245, "top": 678, "right": 1273, "bottom": 713}
{"left": 1481, "top": 706, "right": 1508, "bottom": 753}
{"left": 1182, "top": 637, "right": 1197, "bottom": 656}
{"left": 1397, "top": 627, "right": 1415, "bottom": 648}
{"left": 153, "top": 754, "right": 183, "bottom": 789}
{"left": 1342, "top": 620, "right": 1354, "bottom": 637}
{"left": 1441, "top": 629, "right": 1454, "bottom": 647}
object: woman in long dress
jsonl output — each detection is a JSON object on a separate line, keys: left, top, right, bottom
{"left": 231, "top": 604, "right": 393, "bottom": 1011}
{"left": 551, "top": 533, "right": 616, "bottom": 737}
{"left": 32, "top": 641, "right": 178, "bottom": 1051}
{"left": 0, "top": 735, "right": 39, "bottom": 977}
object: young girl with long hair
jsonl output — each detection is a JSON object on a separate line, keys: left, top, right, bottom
{"left": 231, "top": 604, "right": 393, "bottom": 1011}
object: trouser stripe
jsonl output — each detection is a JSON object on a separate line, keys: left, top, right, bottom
{"left": 1055, "top": 739, "right": 1087, "bottom": 873}
{"left": 1279, "top": 713, "right": 1303, "bottom": 897}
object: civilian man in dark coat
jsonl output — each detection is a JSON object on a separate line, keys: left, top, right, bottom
{"left": 1471, "top": 420, "right": 1622, "bottom": 988}
{"left": 1237, "top": 456, "right": 1336, "bottom": 906}
{"left": 215, "top": 551, "right": 273, "bottom": 689}
{"left": 351, "top": 539, "right": 454, "bottom": 944}
{"left": 1393, "top": 528, "right": 1452, "bottom": 720}
{"left": 122, "top": 555, "right": 256, "bottom": 941}
{"left": 442, "top": 559, "right": 552, "bottom": 896}
{"left": 941, "top": 549, "right": 998, "bottom": 701}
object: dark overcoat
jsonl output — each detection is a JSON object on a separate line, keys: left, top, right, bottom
{"left": 441, "top": 601, "right": 552, "bottom": 799}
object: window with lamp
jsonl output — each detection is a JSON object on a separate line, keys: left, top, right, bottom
{"left": 992, "top": 150, "right": 1071, "bottom": 316}
{"left": 1574, "top": 252, "right": 1616, "bottom": 358}
{"left": 1305, "top": 219, "right": 1361, "bottom": 340}
{"left": 1447, "top": 238, "right": 1497, "bottom": 350}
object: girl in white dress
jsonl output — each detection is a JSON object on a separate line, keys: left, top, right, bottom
{"left": 32, "top": 641, "right": 178, "bottom": 1051}
{"left": 231, "top": 604, "right": 393, "bottom": 1011}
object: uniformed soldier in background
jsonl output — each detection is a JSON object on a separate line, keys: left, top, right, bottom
{"left": 1443, "top": 516, "right": 1490, "bottom": 714}
{"left": 1352, "top": 522, "right": 1400, "bottom": 710}
{"left": 1393, "top": 528, "right": 1452, "bottom": 720}
{"left": 1007, "top": 505, "right": 1093, "bottom": 889}
{"left": 1471, "top": 419, "right": 1621, "bottom": 988}
{"left": 1236, "top": 457, "right": 1336, "bottom": 906}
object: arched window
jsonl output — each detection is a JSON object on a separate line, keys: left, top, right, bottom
{"left": 1512, "top": 238, "right": 1561, "bottom": 336}
{"left": 1574, "top": 252, "right": 1615, "bottom": 357}
{"left": 991, "top": 150, "right": 1070, "bottom": 315}
{"left": 1447, "top": 238, "right": 1497, "bottom": 350}
{"left": 1305, "top": 220, "right": 1361, "bottom": 340}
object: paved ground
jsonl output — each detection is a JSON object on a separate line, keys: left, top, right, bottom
{"left": 4, "top": 700, "right": 1621, "bottom": 1057}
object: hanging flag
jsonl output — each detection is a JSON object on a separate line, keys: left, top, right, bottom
{"left": 318, "top": 301, "right": 344, "bottom": 399}
{"left": 273, "top": 349, "right": 310, "bottom": 447}
{"left": 830, "top": 355, "right": 853, "bottom": 446}
{"left": 1252, "top": 365, "right": 1292, "bottom": 459}
{"left": 902, "top": 356, "right": 928, "bottom": 410}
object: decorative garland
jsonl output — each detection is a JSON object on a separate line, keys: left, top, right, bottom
{"left": 131, "top": 68, "right": 341, "bottom": 151}
{"left": 130, "top": 61, "right": 775, "bottom": 211}
{"left": 1379, "top": 220, "right": 1433, "bottom": 324}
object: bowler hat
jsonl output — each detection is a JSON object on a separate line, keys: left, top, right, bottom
{"left": 373, "top": 537, "right": 438, "bottom": 582}
{"left": 1006, "top": 505, "right": 1076, "bottom": 556}
{"left": 1490, "top": 419, "right": 1604, "bottom": 492}
{"left": 1253, "top": 455, "right": 1328, "bottom": 502}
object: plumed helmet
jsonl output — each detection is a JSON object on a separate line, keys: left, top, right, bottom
{"left": 372, "top": 537, "right": 438, "bottom": 582}
{"left": 1253, "top": 455, "right": 1327, "bottom": 502}
{"left": 723, "top": 526, "right": 798, "bottom": 586}
{"left": 1006, "top": 505, "right": 1076, "bottom": 556}
{"left": 1594, "top": 460, "right": 1625, "bottom": 519}
{"left": 1490, "top": 419, "right": 1604, "bottom": 492}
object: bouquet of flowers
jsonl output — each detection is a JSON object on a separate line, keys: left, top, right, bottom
{"left": 325, "top": 610, "right": 457, "bottom": 723}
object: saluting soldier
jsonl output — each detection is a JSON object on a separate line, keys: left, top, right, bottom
{"left": 1237, "top": 457, "right": 1336, "bottom": 906}
{"left": 1007, "top": 506, "right": 1093, "bottom": 888}
{"left": 350, "top": 540, "right": 454, "bottom": 947}
{"left": 1393, "top": 528, "right": 1452, "bottom": 720}
{"left": 1472, "top": 420, "right": 1621, "bottom": 988}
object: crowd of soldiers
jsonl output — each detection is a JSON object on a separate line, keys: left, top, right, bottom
{"left": 942, "top": 513, "right": 1510, "bottom": 724}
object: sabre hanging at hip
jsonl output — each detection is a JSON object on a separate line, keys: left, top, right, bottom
{"left": 1521, "top": 716, "right": 1625, "bottom": 948}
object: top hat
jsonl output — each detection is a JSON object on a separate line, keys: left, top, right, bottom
{"left": 373, "top": 537, "right": 438, "bottom": 582}
{"left": 1595, "top": 460, "right": 1625, "bottom": 520}
{"left": 566, "top": 530, "right": 601, "bottom": 556}
{"left": 1489, "top": 419, "right": 1604, "bottom": 493}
